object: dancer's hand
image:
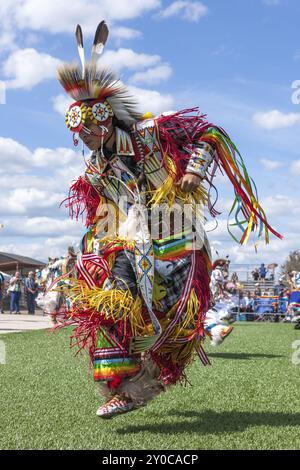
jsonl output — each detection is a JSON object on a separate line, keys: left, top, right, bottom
{"left": 175, "top": 173, "right": 202, "bottom": 193}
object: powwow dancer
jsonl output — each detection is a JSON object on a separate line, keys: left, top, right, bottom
{"left": 204, "top": 259, "right": 234, "bottom": 346}
{"left": 54, "top": 20, "right": 282, "bottom": 418}
{"left": 37, "top": 248, "right": 77, "bottom": 323}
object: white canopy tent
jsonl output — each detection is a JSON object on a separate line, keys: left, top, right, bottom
{"left": 0, "top": 271, "right": 11, "bottom": 281}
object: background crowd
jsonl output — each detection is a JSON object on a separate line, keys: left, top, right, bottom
{"left": 0, "top": 254, "right": 299, "bottom": 323}
{"left": 0, "top": 270, "right": 39, "bottom": 315}
{"left": 214, "top": 260, "right": 300, "bottom": 324}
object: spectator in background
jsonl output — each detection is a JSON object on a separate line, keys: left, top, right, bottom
{"left": 222, "top": 260, "right": 230, "bottom": 281}
{"left": 24, "top": 271, "right": 38, "bottom": 315}
{"left": 239, "top": 291, "right": 247, "bottom": 312}
{"left": 244, "top": 290, "right": 253, "bottom": 312}
{"left": 267, "top": 263, "right": 278, "bottom": 281}
{"left": 0, "top": 272, "right": 5, "bottom": 313}
{"left": 274, "top": 280, "right": 285, "bottom": 297}
{"left": 252, "top": 267, "right": 259, "bottom": 281}
{"left": 254, "top": 283, "right": 261, "bottom": 297}
{"left": 248, "top": 292, "right": 256, "bottom": 312}
{"left": 9, "top": 271, "right": 22, "bottom": 314}
{"left": 259, "top": 263, "right": 267, "bottom": 282}
{"left": 286, "top": 271, "right": 296, "bottom": 290}
{"left": 231, "top": 272, "right": 239, "bottom": 284}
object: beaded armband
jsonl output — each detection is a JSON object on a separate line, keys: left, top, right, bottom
{"left": 185, "top": 142, "right": 215, "bottom": 178}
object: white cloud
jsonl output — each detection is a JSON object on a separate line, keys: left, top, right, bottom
{"left": 0, "top": 5, "right": 171, "bottom": 94}
{"left": 0, "top": 188, "right": 65, "bottom": 215}
{"left": 15, "top": 0, "right": 161, "bottom": 34}
{"left": 260, "top": 158, "right": 283, "bottom": 170}
{"left": 3, "top": 216, "right": 82, "bottom": 238}
{"left": 52, "top": 94, "right": 73, "bottom": 116}
{"left": 0, "top": 0, "right": 160, "bottom": 51}
{"left": 0, "top": 136, "right": 81, "bottom": 176}
{"left": 0, "top": 30, "right": 15, "bottom": 52}
{"left": 0, "top": 137, "right": 32, "bottom": 173}
{"left": 2, "top": 44, "right": 172, "bottom": 99}
{"left": 0, "top": 0, "right": 19, "bottom": 51}
{"left": 44, "top": 235, "right": 81, "bottom": 254}
{"left": 3, "top": 48, "right": 61, "bottom": 89}
{"left": 128, "top": 85, "right": 175, "bottom": 115}
{"left": 101, "top": 48, "right": 161, "bottom": 72}
{"left": 260, "top": 195, "right": 300, "bottom": 218}
{"left": 130, "top": 64, "right": 172, "bottom": 85}
{"left": 111, "top": 26, "right": 142, "bottom": 41}
{"left": 0, "top": 236, "right": 79, "bottom": 261}
{"left": 290, "top": 160, "right": 300, "bottom": 175}
{"left": 253, "top": 110, "right": 300, "bottom": 130}
{"left": 0, "top": 135, "right": 85, "bottom": 221}
{"left": 159, "top": 1, "right": 208, "bottom": 22}
{"left": 0, "top": 134, "right": 87, "bottom": 259}
{"left": 31, "top": 147, "right": 78, "bottom": 168}
{"left": 0, "top": 242, "right": 41, "bottom": 260}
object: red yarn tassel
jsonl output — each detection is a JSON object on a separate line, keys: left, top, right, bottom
{"left": 61, "top": 176, "right": 100, "bottom": 227}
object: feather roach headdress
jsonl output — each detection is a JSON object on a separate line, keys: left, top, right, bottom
{"left": 57, "top": 21, "right": 143, "bottom": 129}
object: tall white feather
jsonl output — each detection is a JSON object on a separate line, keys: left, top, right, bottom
{"left": 75, "top": 24, "right": 85, "bottom": 79}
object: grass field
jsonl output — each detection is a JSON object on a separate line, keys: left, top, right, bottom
{"left": 0, "top": 323, "right": 299, "bottom": 450}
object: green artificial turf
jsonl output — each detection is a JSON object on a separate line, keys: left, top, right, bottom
{"left": 0, "top": 323, "right": 299, "bottom": 450}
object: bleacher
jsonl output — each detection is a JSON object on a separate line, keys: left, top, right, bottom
{"left": 227, "top": 264, "right": 289, "bottom": 321}
{"left": 241, "top": 279, "right": 275, "bottom": 294}
{"left": 229, "top": 263, "right": 276, "bottom": 293}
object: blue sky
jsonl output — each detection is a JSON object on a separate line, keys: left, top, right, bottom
{"left": 0, "top": 0, "right": 299, "bottom": 267}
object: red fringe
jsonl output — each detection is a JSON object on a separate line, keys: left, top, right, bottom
{"left": 192, "top": 251, "right": 211, "bottom": 337}
{"left": 108, "top": 377, "right": 123, "bottom": 389}
{"left": 156, "top": 108, "right": 211, "bottom": 179}
{"left": 156, "top": 357, "right": 186, "bottom": 385}
{"left": 52, "top": 307, "right": 101, "bottom": 363}
{"left": 61, "top": 176, "right": 100, "bottom": 227}
{"left": 53, "top": 305, "right": 133, "bottom": 365}
{"left": 150, "top": 249, "right": 211, "bottom": 384}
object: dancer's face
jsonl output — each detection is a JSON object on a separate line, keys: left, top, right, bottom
{"left": 79, "top": 117, "right": 114, "bottom": 151}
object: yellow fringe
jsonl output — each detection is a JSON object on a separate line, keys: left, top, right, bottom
{"left": 147, "top": 154, "right": 208, "bottom": 211}
{"left": 158, "top": 337, "right": 198, "bottom": 366}
{"left": 147, "top": 156, "right": 177, "bottom": 206}
{"left": 154, "top": 301, "right": 206, "bottom": 366}
{"left": 65, "top": 279, "right": 148, "bottom": 337}
{"left": 152, "top": 273, "right": 167, "bottom": 309}
{"left": 147, "top": 288, "right": 201, "bottom": 353}
{"left": 180, "top": 288, "right": 199, "bottom": 332}
{"left": 175, "top": 184, "right": 208, "bottom": 208}
{"left": 155, "top": 288, "right": 200, "bottom": 345}
{"left": 167, "top": 288, "right": 199, "bottom": 340}
{"left": 96, "top": 236, "right": 135, "bottom": 252}
{"left": 154, "top": 321, "right": 204, "bottom": 367}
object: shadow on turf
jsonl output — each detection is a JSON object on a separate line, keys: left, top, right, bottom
{"left": 208, "top": 352, "right": 285, "bottom": 360}
{"left": 117, "top": 410, "right": 300, "bottom": 435}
